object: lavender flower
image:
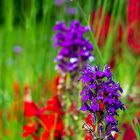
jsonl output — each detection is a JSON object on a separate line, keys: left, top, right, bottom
{"left": 54, "top": 0, "right": 64, "bottom": 6}
{"left": 53, "top": 20, "right": 94, "bottom": 74}
{"left": 13, "top": 46, "right": 22, "bottom": 54}
{"left": 66, "top": 7, "right": 77, "bottom": 15}
{"left": 80, "top": 64, "right": 125, "bottom": 139}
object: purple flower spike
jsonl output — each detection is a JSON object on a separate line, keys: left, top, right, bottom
{"left": 80, "top": 64, "right": 125, "bottom": 138}
{"left": 53, "top": 20, "right": 94, "bottom": 74}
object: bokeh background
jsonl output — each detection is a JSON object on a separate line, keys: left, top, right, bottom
{"left": 0, "top": 0, "right": 140, "bottom": 139}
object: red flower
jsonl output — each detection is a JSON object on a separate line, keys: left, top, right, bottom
{"left": 40, "top": 131, "right": 50, "bottom": 140}
{"left": 85, "top": 114, "right": 95, "bottom": 130}
{"left": 22, "top": 124, "right": 37, "bottom": 138}
{"left": 85, "top": 133, "right": 92, "bottom": 140}
{"left": 45, "top": 95, "right": 62, "bottom": 115}
{"left": 39, "top": 95, "right": 64, "bottom": 139}
{"left": 24, "top": 84, "right": 40, "bottom": 117}
{"left": 117, "top": 24, "right": 123, "bottom": 43}
{"left": 99, "top": 102, "right": 104, "bottom": 110}
{"left": 23, "top": 82, "right": 64, "bottom": 140}
{"left": 54, "top": 118, "right": 64, "bottom": 138}
{"left": 127, "top": 0, "right": 138, "bottom": 24}
{"left": 24, "top": 102, "right": 39, "bottom": 117}
{"left": 127, "top": 0, "right": 140, "bottom": 54}
{"left": 39, "top": 113, "right": 64, "bottom": 139}
{"left": 39, "top": 114, "right": 56, "bottom": 130}
{"left": 122, "top": 123, "right": 136, "bottom": 140}
{"left": 90, "top": 7, "right": 111, "bottom": 47}
{"left": 42, "top": 95, "right": 64, "bottom": 138}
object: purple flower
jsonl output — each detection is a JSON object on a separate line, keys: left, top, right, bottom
{"left": 66, "top": 7, "right": 77, "bottom": 15}
{"left": 106, "top": 115, "right": 117, "bottom": 124}
{"left": 13, "top": 46, "right": 22, "bottom": 54}
{"left": 53, "top": 20, "right": 94, "bottom": 73}
{"left": 80, "top": 64, "right": 125, "bottom": 138}
{"left": 54, "top": 0, "right": 64, "bottom": 6}
{"left": 80, "top": 103, "right": 89, "bottom": 111}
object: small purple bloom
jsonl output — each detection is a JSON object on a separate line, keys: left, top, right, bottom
{"left": 80, "top": 103, "right": 89, "bottom": 111}
{"left": 13, "top": 46, "right": 22, "bottom": 54}
{"left": 66, "top": 7, "right": 77, "bottom": 15}
{"left": 54, "top": 0, "right": 64, "bottom": 6}
{"left": 90, "top": 102, "right": 100, "bottom": 112}
{"left": 82, "top": 94, "right": 90, "bottom": 102}
{"left": 106, "top": 115, "right": 117, "bottom": 124}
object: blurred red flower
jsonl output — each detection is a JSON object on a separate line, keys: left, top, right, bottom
{"left": 45, "top": 95, "right": 62, "bottom": 115}
{"left": 90, "top": 7, "right": 111, "bottom": 47}
{"left": 23, "top": 124, "right": 37, "bottom": 138}
{"left": 85, "top": 133, "right": 92, "bottom": 140}
{"left": 24, "top": 102, "right": 39, "bottom": 117}
{"left": 122, "top": 123, "right": 136, "bottom": 140}
{"left": 23, "top": 83, "right": 64, "bottom": 140}
{"left": 24, "top": 84, "right": 40, "bottom": 117}
{"left": 127, "top": 0, "right": 140, "bottom": 54}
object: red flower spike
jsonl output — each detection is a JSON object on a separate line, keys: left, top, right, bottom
{"left": 117, "top": 24, "right": 123, "bottom": 43}
{"left": 90, "top": 7, "right": 111, "bottom": 47}
{"left": 127, "top": 0, "right": 140, "bottom": 54}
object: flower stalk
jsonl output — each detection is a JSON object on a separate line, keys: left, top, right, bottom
{"left": 80, "top": 64, "right": 125, "bottom": 140}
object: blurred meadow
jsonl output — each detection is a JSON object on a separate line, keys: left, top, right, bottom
{"left": 0, "top": 0, "right": 140, "bottom": 140}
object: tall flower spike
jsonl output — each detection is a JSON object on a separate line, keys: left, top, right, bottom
{"left": 80, "top": 64, "right": 125, "bottom": 139}
{"left": 53, "top": 20, "right": 94, "bottom": 74}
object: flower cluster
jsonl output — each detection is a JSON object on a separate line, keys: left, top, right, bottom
{"left": 53, "top": 20, "right": 94, "bottom": 73}
{"left": 80, "top": 64, "right": 125, "bottom": 139}
{"left": 23, "top": 85, "right": 64, "bottom": 140}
